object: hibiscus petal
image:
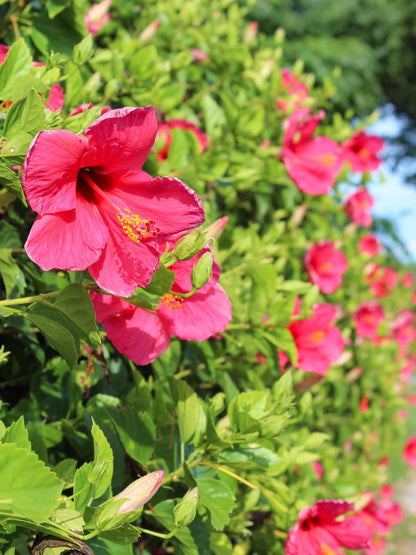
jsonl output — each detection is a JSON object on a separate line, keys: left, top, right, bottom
{"left": 93, "top": 296, "right": 171, "bottom": 366}
{"left": 160, "top": 282, "right": 232, "bottom": 342}
{"left": 88, "top": 223, "right": 160, "bottom": 297}
{"left": 108, "top": 175, "right": 205, "bottom": 236}
{"left": 82, "top": 106, "right": 158, "bottom": 173}
{"left": 25, "top": 196, "right": 108, "bottom": 271}
{"left": 22, "top": 130, "right": 88, "bottom": 215}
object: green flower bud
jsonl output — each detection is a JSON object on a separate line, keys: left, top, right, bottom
{"left": 174, "top": 231, "right": 207, "bottom": 261}
{"left": 174, "top": 487, "right": 199, "bottom": 528}
{"left": 191, "top": 251, "right": 213, "bottom": 289}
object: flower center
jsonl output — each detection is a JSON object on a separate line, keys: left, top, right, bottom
{"left": 319, "top": 544, "right": 337, "bottom": 555}
{"left": 79, "top": 169, "right": 160, "bottom": 244}
{"left": 308, "top": 331, "right": 325, "bottom": 344}
{"left": 315, "top": 153, "right": 337, "bottom": 166}
{"left": 116, "top": 208, "right": 159, "bottom": 244}
{"left": 160, "top": 294, "right": 184, "bottom": 310}
{"left": 319, "top": 261, "right": 332, "bottom": 271}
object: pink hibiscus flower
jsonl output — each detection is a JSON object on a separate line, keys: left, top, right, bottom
{"left": 156, "top": 119, "right": 208, "bottom": 161}
{"left": 91, "top": 245, "right": 232, "bottom": 365}
{"left": 358, "top": 234, "right": 381, "bottom": 257}
{"left": 403, "top": 437, "right": 416, "bottom": 467}
{"left": 280, "top": 301, "right": 345, "bottom": 376}
{"left": 342, "top": 131, "right": 384, "bottom": 173}
{"left": 282, "top": 108, "right": 343, "bottom": 195}
{"left": 276, "top": 69, "right": 310, "bottom": 112}
{"left": 22, "top": 107, "right": 205, "bottom": 297}
{"left": 369, "top": 266, "right": 398, "bottom": 298}
{"left": 84, "top": 0, "right": 112, "bottom": 36}
{"left": 402, "top": 272, "right": 414, "bottom": 288}
{"left": 343, "top": 187, "right": 374, "bottom": 227}
{"left": 304, "top": 240, "right": 348, "bottom": 293}
{"left": 353, "top": 301, "right": 384, "bottom": 341}
{"left": 285, "top": 499, "right": 370, "bottom": 555}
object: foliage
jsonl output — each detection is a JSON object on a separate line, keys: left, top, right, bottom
{"left": 0, "top": 0, "right": 415, "bottom": 554}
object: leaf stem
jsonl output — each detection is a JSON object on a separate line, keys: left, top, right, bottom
{"left": 200, "top": 462, "right": 259, "bottom": 490}
{"left": 138, "top": 526, "right": 179, "bottom": 539}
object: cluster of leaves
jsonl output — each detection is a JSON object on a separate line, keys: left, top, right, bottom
{"left": 0, "top": 0, "right": 415, "bottom": 554}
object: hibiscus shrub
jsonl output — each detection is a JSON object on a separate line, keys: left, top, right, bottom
{"left": 0, "top": 0, "right": 415, "bottom": 554}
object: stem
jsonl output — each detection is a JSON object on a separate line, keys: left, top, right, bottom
{"left": 273, "top": 530, "right": 288, "bottom": 539}
{"left": 200, "top": 462, "right": 259, "bottom": 490}
{"left": 138, "top": 526, "right": 179, "bottom": 539}
{"left": 169, "top": 287, "right": 197, "bottom": 299}
{"left": 0, "top": 290, "right": 61, "bottom": 307}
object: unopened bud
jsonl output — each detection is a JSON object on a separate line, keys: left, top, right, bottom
{"left": 244, "top": 21, "right": 258, "bottom": 45}
{"left": 139, "top": 19, "right": 160, "bottom": 42}
{"left": 174, "top": 487, "right": 199, "bottom": 527}
{"left": 114, "top": 470, "right": 164, "bottom": 514}
{"left": 191, "top": 251, "right": 213, "bottom": 289}
{"left": 204, "top": 217, "right": 228, "bottom": 241}
{"left": 174, "top": 232, "right": 207, "bottom": 261}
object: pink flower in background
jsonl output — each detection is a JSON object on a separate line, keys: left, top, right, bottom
{"left": 113, "top": 470, "right": 164, "bottom": 513}
{"left": 281, "top": 301, "right": 345, "bottom": 376}
{"left": 276, "top": 69, "right": 310, "bottom": 112}
{"left": 359, "top": 234, "right": 381, "bottom": 257}
{"left": 191, "top": 48, "right": 208, "bottom": 63}
{"left": 400, "top": 357, "right": 416, "bottom": 383}
{"left": 342, "top": 131, "right": 384, "bottom": 173}
{"left": 91, "top": 245, "right": 232, "bottom": 365}
{"left": 403, "top": 437, "right": 416, "bottom": 467}
{"left": 391, "top": 309, "right": 416, "bottom": 353}
{"left": 402, "top": 272, "right": 414, "bottom": 288}
{"left": 23, "top": 107, "right": 205, "bottom": 297}
{"left": 343, "top": 187, "right": 374, "bottom": 227}
{"left": 282, "top": 108, "right": 343, "bottom": 195}
{"left": 285, "top": 499, "right": 370, "bottom": 555}
{"left": 85, "top": 0, "right": 112, "bottom": 36}
{"left": 156, "top": 119, "right": 208, "bottom": 161}
{"left": 353, "top": 492, "right": 391, "bottom": 538}
{"left": 366, "top": 265, "right": 398, "bottom": 298}
{"left": 311, "top": 461, "right": 324, "bottom": 480}
{"left": 45, "top": 83, "right": 65, "bottom": 112}
{"left": 359, "top": 394, "right": 369, "bottom": 412}
{"left": 353, "top": 301, "right": 384, "bottom": 340}
{"left": 304, "top": 240, "right": 348, "bottom": 293}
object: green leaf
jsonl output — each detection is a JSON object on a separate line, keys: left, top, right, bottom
{"left": 145, "top": 267, "right": 175, "bottom": 296}
{"left": 3, "top": 89, "right": 46, "bottom": 139}
{"left": 73, "top": 34, "right": 94, "bottom": 65}
{"left": 53, "top": 284, "right": 101, "bottom": 349}
{"left": 0, "top": 443, "right": 62, "bottom": 523}
{"left": 0, "top": 249, "right": 26, "bottom": 298}
{"left": 219, "top": 445, "right": 281, "bottom": 474}
{"left": 46, "top": 0, "right": 70, "bottom": 18}
{"left": 53, "top": 459, "right": 77, "bottom": 487}
{"left": 170, "top": 380, "right": 202, "bottom": 444}
{"left": 0, "top": 166, "right": 27, "bottom": 205}
{"left": 89, "top": 420, "right": 114, "bottom": 498}
{"left": 3, "top": 417, "right": 31, "bottom": 450}
{"left": 197, "top": 478, "right": 235, "bottom": 531}
{"left": 109, "top": 408, "right": 155, "bottom": 464}
{"left": 130, "top": 45, "right": 158, "bottom": 81}
{"left": 25, "top": 302, "right": 81, "bottom": 368}
{"left": 202, "top": 95, "right": 225, "bottom": 139}
{"left": 150, "top": 500, "right": 199, "bottom": 555}
{"left": 99, "top": 523, "right": 140, "bottom": 545}
{"left": 73, "top": 462, "right": 93, "bottom": 513}
{"left": 0, "top": 39, "right": 33, "bottom": 100}
{"left": 51, "top": 508, "right": 85, "bottom": 533}
{"left": 0, "top": 221, "right": 22, "bottom": 248}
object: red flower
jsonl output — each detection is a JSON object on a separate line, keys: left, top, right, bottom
{"left": 358, "top": 234, "right": 381, "bottom": 257}
{"left": 391, "top": 309, "right": 416, "bottom": 353}
{"left": 402, "top": 272, "right": 414, "bottom": 288}
{"left": 84, "top": 0, "right": 112, "bottom": 36}
{"left": 91, "top": 245, "right": 232, "bottom": 365}
{"left": 343, "top": 187, "right": 374, "bottom": 227}
{"left": 45, "top": 83, "right": 65, "bottom": 112}
{"left": 156, "top": 119, "right": 208, "bottom": 161}
{"left": 285, "top": 500, "right": 370, "bottom": 555}
{"left": 342, "top": 131, "right": 384, "bottom": 173}
{"left": 304, "top": 241, "right": 348, "bottom": 293}
{"left": 23, "top": 107, "right": 205, "bottom": 297}
{"left": 190, "top": 48, "right": 208, "bottom": 63}
{"left": 353, "top": 301, "right": 384, "bottom": 341}
{"left": 365, "top": 264, "right": 398, "bottom": 298}
{"left": 359, "top": 395, "right": 369, "bottom": 412}
{"left": 403, "top": 437, "right": 416, "bottom": 467}
{"left": 282, "top": 109, "right": 343, "bottom": 195}
{"left": 281, "top": 301, "right": 344, "bottom": 376}
{"left": 276, "top": 69, "right": 310, "bottom": 112}
{"left": 311, "top": 461, "right": 324, "bottom": 480}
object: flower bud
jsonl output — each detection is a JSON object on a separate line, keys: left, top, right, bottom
{"left": 139, "top": 20, "right": 160, "bottom": 42}
{"left": 84, "top": 0, "right": 112, "bottom": 36}
{"left": 174, "top": 231, "right": 207, "bottom": 261}
{"left": 114, "top": 470, "right": 164, "bottom": 514}
{"left": 174, "top": 487, "right": 199, "bottom": 527}
{"left": 191, "top": 251, "right": 213, "bottom": 289}
{"left": 204, "top": 216, "right": 228, "bottom": 241}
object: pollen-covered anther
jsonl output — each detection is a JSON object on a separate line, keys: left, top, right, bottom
{"left": 116, "top": 208, "right": 160, "bottom": 243}
{"left": 161, "top": 293, "right": 184, "bottom": 310}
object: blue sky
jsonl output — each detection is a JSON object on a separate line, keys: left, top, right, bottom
{"left": 368, "top": 106, "right": 416, "bottom": 263}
